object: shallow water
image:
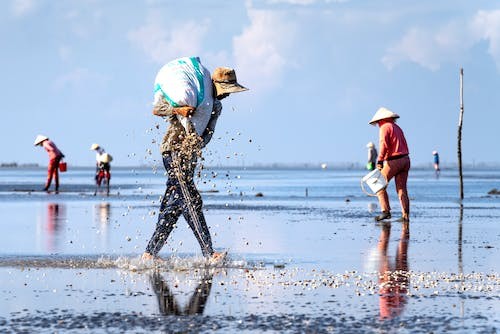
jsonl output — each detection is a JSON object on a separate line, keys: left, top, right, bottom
{"left": 0, "top": 167, "right": 498, "bottom": 333}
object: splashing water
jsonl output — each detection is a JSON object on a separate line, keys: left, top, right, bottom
{"left": 0, "top": 254, "right": 250, "bottom": 271}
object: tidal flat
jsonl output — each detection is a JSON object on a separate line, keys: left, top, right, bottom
{"left": 0, "top": 167, "right": 498, "bottom": 333}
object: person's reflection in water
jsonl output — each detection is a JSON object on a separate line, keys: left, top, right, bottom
{"left": 95, "top": 202, "right": 111, "bottom": 224}
{"left": 378, "top": 222, "right": 410, "bottom": 320}
{"left": 45, "top": 203, "right": 66, "bottom": 252}
{"left": 94, "top": 203, "right": 111, "bottom": 249}
{"left": 150, "top": 271, "right": 213, "bottom": 315}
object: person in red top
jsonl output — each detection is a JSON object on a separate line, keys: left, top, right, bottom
{"left": 34, "top": 135, "right": 65, "bottom": 192}
{"left": 369, "top": 107, "right": 410, "bottom": 222}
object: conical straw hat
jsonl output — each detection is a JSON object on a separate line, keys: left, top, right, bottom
{"left": 90, "top": 143, "right": 100, "bottom": 150}
{"left": 99, "top": 153, "right": 113, "bottom": 163}
{"left": 366, "top": 142, "right": 375, "bottom": 148}
{"left": 369, "top": 107, "right": 400, "bottom": 125}
{"left": 34, "top": 135, "right": 48, "bottom": 146}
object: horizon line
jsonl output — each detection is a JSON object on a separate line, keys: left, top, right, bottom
{"left": 2, "top": 161, "right": 500, "bottom": 170}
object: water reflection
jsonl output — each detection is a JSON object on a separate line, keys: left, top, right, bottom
{"left": 367, "top": 202, "right": 377, "bottom": 213}
{"left": 458, "top": 204, "right": 464, "bottom": 317}
{"left": 458, "top": 204, "right": 463, "bottom": 276}
{"left": 43, "top": 203, "right": 66, "bottom": 252}
{"left": 149, "top": 271, "right": 213, "bottom": 315}
{"left": 94, "top": 203, "right": 111, "bottom": 249}
{"left": 94, "top": 202, "right": 111, "bottom": 225}
{"left": 377, "top": 222, "right": 410, "bottom": 320}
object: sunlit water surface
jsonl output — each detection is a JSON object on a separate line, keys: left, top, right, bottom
{"left": 0, "top": 167, "right": 498, "bottom": 333}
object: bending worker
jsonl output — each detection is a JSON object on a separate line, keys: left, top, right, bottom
{"left": 369, "top": 107, "right": 410, "bottom": 222}
{"left": 90, "top": 143, "right": 112, "bottom": 187}
{"left": 142, "top": 57, "right": 248, "bottom": 261}
{"left": 34, "top": 135, "right": 65, "bottom": 192}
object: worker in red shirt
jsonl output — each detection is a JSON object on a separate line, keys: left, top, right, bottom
{"left": 369, "top": 107, "right": 410, "bottom": 222}
{"left": 34, "top": 135, "right": 65, "bottom": 192}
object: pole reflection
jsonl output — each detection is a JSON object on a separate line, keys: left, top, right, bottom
{"left": 149, "top": 271, "right": 213, "bottom": 316}
{"left": 377, "top": 222, "right": 410, "bottom": 320}
{"left": 458, "top": 204, "right": 464, "bottom": 317}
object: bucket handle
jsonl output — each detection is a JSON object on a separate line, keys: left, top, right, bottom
{"left": 360, "top": 172, "right": 387, "bottom": 197}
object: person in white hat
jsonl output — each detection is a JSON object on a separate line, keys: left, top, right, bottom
{"left": 142, "top": 57, "right": 248, "bottom": 262}
{"left": 34, "top": 135, "right": 65, "bottom": 192}
{"left": 366, "top": 142, "right": 378, "bottom": 171}
{"left": 90, "top": 144, "right": 112, "bottom": 195}
{"left": 369, "top": 107, "right": 410, "bottom": 222}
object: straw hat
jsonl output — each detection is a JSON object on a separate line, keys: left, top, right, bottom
{"left": 34, "top": 134, "right": 48, "bottom": 146}
{"left": 90, "top": 143, "right": 100, "bottom": 150}
{"left": 366, "top": 142, "right": 375, "bottom": 148}
{"left": 212, "top": 67, "right": 248, "bottom": 97}
{"left": 369, "top": 107, "right": 400, "bottom": 125}
{"left": 99, "top": 153, "right": 113, "bottom": 163}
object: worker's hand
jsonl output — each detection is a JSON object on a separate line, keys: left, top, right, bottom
{"left": 174, "top": 106, "right": 195, "bottom": 117}
{"left": 376, "top": 161, "right": 383, "bottom": 170}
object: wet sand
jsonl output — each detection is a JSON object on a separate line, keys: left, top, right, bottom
{"left": 0, "top": 167, "right": 499, "bottom": 333}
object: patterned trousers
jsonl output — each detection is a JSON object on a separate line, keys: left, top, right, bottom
{"left": 145, "top": 152, "right": 213, "bottom": 257}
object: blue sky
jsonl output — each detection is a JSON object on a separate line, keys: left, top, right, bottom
{"left": 1, "top": 0, "right": 499, "bottom": 167}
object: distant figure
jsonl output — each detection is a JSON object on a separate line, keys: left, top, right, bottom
{"left": 90, "top": 144, "right": 112, "bottom": 195}
{"left": 366, "top": 142, "right": 378, "bottom": 171}
{"left": 432, "top": 150, "right": 440, "bottom": 172}
{"left": 369, "top": 107, "right": 410, "bottom": 222}
{"left": 34, "top": 135, "right": 65, "bottom": 192}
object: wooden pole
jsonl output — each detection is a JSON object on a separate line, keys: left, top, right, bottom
{"left": 458, "top": 68, "right": 464, "bottom": 200}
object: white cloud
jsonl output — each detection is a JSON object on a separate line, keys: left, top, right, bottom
{"left": 128, "top": 13, "right": 210, "bottom": 64}
{"left": 471, "top": 10, "right": 500, "bottom": 70}
{"left": 11, "top": 0, "right": 36, "bottom": 17}
{"left": 382, "top": 9, "right": 500, "bottom": 72}
{"left": 61, "top": 7, "right": 107, "bottom": 40}
{"left": 202, "top": 50, "right": 231, "bottom": 73}
{"left": 382, "top": 28, "right": 440, "bottom": 71}
{"left": 128, "top": 5, "right": 297, "bottom": 93}
{"left": 52, "top": 67, "right": 109, "bottom": 92}
{"left": 233, "top": 7, "right": 297, "bottom": 92}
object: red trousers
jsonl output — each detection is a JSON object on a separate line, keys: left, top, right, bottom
{"left": 96, "top": 169, "right": 111, "bottom": 186}
{"left": 377, "top": 156, "right": 410, "bottom": 218}
{"left": 45, "top": 157, "right": 61, "bottom": 190}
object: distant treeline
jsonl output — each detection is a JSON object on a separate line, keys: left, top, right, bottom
{"left": 0, "top": 162, "right": 39, "bottom": 168}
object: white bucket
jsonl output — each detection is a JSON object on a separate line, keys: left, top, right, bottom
{"left": 361, "top": 169, "right": 387, "bottom": 194}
